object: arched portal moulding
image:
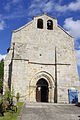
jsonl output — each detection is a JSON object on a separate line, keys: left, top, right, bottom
{"left": 29, "top": 71, "right": 54, "bottom": 102}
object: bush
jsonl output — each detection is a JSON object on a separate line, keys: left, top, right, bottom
{"left": 4, "top": 87, "right": 11, "bottom": 101}
{"left": 16, "top": 93, "right": 20, "bottom": 102}
{"left": 0, "top": 59, "right": 4, "bottom": 94}
{"left": 0, "top": 96, "right": 5, "bottom": 116}
{"left": 4, "top": 87, "right": 14, "bottom": 101}
{"left": 0, "top": 79, "right": 3, "bottom": 93}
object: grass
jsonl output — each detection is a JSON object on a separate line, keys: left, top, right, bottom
{"left": 0, "top": 102, "right": 23, "bottom": 120}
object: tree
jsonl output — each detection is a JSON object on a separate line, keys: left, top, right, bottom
{"left": 0, "top": 59, "right": 4, "bottom": 94}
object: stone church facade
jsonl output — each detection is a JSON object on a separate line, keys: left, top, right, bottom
{"left": 3, "top": 13, "right": 80, "bottom": 103}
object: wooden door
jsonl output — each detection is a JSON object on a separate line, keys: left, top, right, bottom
{"left": 36, "top": 86, "right": 41, "bottom": 102}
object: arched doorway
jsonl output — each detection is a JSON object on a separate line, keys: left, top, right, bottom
{"left": 36, "top": 78, "right": 48, "bottom": 102}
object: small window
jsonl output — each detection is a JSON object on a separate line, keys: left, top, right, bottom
{"left": 47, "top": 20, "right": 53, "bottom": 30}
{"left": 37, "top": 19, "right": 43, "bottom": 29}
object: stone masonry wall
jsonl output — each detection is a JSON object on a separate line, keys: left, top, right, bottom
{"left": 4, "top": 14, "right": 80, "bottom": 103}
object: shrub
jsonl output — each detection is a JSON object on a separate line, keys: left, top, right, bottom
{"left": 0, "top": 79, "right": 3, "bottom": 93}
{"left": 16, "top": 93, "right": 20, "bottom": 102}
{"left": 4, "top": 87, "right": 11, "bottom": 100}
{"left": 4, "top": 86, "right": 14, "bottom": 101}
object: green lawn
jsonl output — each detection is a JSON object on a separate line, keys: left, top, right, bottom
{"left": 0, "top": 102, "right": 23, "bottom": 120}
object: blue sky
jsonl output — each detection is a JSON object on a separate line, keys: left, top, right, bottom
{"left": 0, "top": 0, "right": 80, "bottom": 78}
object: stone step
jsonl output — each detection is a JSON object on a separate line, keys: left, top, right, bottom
{"left": 25, "top": 102, "right": 76, "bottom": 106}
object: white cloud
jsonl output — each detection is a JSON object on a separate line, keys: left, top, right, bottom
{"left": 2, "top": 0, "right": 54, "bottom": 21}
{"left": 12, "top": 0, "right": 20, "bottom": 3}
{"left": 55, "top": 5, "right": 68, "bottom": 12}
{"left": 2, "top": 0, "right": 80, "bottom": 21}
{"left": 4, "top": 0, "right": 54, "bottom": 18}
{"left": 55, "top": 0, "right": 80, "bottom": 12}
{"left": 28, "top": 0, "right": 54, "bottom": 17}
{"left": 43, "top": 1, "right": 54, "bottom": 12}
{"left": 68, "top": 0, "right": 80, "bottom": 11}
{"left": 0, "top": 20, "right": 6, "bottom": 30}
{"left": 76, "top": 50, "right": 80, "bottom": 66}
{"left": 63, "top": 18, "right": 80, "bottom": 39}
{"left": 4, "top": 0, "right": 21, "bottom": 12}
{"left": 58, "top": 0, "right": 63, "bottom": 4}
{"left": 4, "top": 3, "right": 11, "bottom": 12}
{"left": 0, "top": 54, "right": 6, "bottom": 61}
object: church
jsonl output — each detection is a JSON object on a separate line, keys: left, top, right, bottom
{"left": 3, "top": 13, "right": 80, "bottom": 103}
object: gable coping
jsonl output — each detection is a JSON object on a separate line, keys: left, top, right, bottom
{"left": 12, "top": 13, "right": 73, "bottom": 38}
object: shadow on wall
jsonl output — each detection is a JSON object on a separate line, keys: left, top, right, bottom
{"left": 8, "top": 61, "right": 12, "bottom": 90}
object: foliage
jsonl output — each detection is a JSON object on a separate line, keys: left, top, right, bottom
{"left": 0, "top": 102, "right": 23, "bottom": 120}
{"left": 0, "top": 59, "right": 4, "bottom": 94}
{"left": 0, "top": 79, "right": 3, "bottom": 93}
{"left": 0, "top": 87, "right": 23, "bottom": 119}
{"left": 4, "top": 87, "right": 15, "bottom": 101}
{"left": 0, "top": 59, "right": 4, "bottom": 79}
{"left": 16, "top": 93, "right": 20, "bottom": 102}
{"left": 11, "top": 87, "right": 14, "bottom": 100}
{"left": 0, "top": 60, "right": 23, "bottom": 120}
{"left": 4, "top": 87, "right": 11, "bottom": 101}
